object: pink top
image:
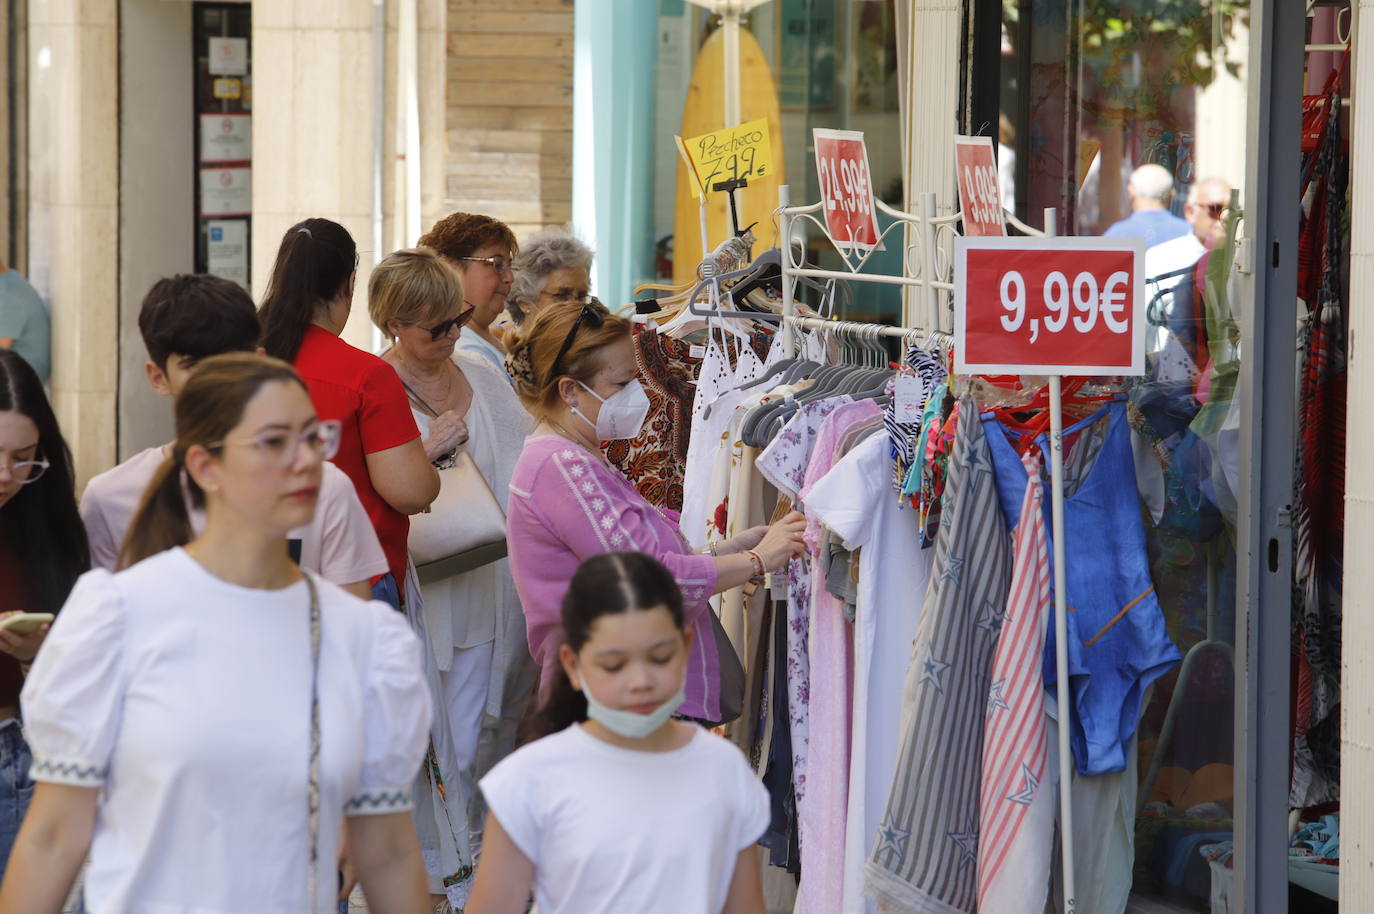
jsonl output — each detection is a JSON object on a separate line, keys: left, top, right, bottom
{"left": 506, "top": 435, "right": 722, "bottom": 721}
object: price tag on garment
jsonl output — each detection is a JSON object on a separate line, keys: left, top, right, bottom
{"left": 813, "top": 128, "right": 882, "bottom": 251}
{"left": 893, "top": 375, "right": 925, "bottom": 422}
{"left": 953, "top": 236, "right": 1146, "bottom": 376}
{"left": 954, "top": 135, "right": 1005, "bottom": 236}
{"left": 679, "top": 118, "right": 776, "bottom": 200}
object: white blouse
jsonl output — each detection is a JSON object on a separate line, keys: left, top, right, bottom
{"left": 22, "top": 548, "right": 432, "bottom": 914}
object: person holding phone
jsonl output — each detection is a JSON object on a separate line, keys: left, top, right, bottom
{"left": 0, "top": 349, "right": 89, "bottom": 873}
{"left": 0, "top": 354, "right": 431, "bottom": 913}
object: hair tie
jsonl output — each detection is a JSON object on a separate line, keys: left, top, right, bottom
{"left": 295, "top": 226, "right": 313, "bottom": 238}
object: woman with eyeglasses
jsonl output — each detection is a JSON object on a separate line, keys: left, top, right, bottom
{"left": 369, "top": 248, "right": 535, "bottom": 912}
{"left": 506, "top": 229, "right": 593, "bottom": 326}
{"left": 0, "top": 353, "right": 432, "bottom": 914}
{"left": 0, "top": 349, "right": 88, "bottom": 875}
{"left": 502, "top": 302, "right": 807, "bottom": 725}
{"left": 418, "top": 213, "right": 520, "bottom": 382}
{"left": 258, "top": 218, "right": 440, "bottom": 611}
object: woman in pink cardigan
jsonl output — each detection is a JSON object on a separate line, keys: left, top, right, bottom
{"left": 503, "top": 301, "right": 805, "bottom": 723}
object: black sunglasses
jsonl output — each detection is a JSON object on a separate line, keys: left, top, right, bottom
{"left": 551, "top": 298, "right": 608, "bottom": 376}
{"left": 402, "top": 307, "right": 475, "bottom": 341}
{"left": 1205, "top": 203, "right": 1227, "bottom": 219}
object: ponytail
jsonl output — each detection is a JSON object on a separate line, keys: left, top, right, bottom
{"left": 116, "top": 352, "right": 308, "bottom": 569}
{"left": 257, "top": 218, "right": 358, "bottom": 362}
{"left": 118, "top": 452, "right": 196, "bottom": 570}
{"left": 523, "top": 664, "right": 589, "bottom": 744}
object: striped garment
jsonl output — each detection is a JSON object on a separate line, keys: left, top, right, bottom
{"left": 977, "top": 449, "right": 1054, "bottom": 911}
{"left": 865, "top": 400, "right": 1011, "bottom": 912}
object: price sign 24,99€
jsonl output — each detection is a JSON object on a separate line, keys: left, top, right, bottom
{"left": 813, "top": 128, "right": 882, "bottom": 251}
{"left": 954, "top": 237, "right": 1146, "bottom": 377}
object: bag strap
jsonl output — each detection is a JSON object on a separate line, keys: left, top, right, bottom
{"left": 305, "top": 575, "right": 322, "bottom": 912}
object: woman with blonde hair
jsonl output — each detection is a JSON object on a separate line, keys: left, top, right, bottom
{"left": 0, "top": 353, "right": 431, "bottom": 913}
{"left": 369, "top": 248, "right": 535, "bottom": 912}
{"left": 503, "top": 301, "right": 806, "bottom": 725}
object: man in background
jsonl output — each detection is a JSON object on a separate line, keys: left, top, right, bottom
{"left": 0, "top": 256, "right": 50, "bottom": 382}
{"left": 1103, "top": 163, "right": 1191, "bottom": 250}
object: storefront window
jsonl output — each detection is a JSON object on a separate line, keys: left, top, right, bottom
{"left": 652, "top": 0, "right": 903, "bottom": 325}
{"left": 1001, "top": 1, "right": 1254, "bottom": 910}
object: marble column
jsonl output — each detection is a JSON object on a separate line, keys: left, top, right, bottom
{"left": 27, "top": 0, "right": 120, "bottom": 487}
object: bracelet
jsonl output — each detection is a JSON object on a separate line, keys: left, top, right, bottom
{"left": 708, "top": 542, "right": 719, "bottom": 557}
{"left": 746, "top": 550, "right": 766, "bottom": 580}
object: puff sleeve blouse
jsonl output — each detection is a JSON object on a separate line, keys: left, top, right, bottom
{"left": 21, "top": 548, "right": 432, "bottom": 914}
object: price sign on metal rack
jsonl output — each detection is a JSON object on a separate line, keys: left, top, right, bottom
{"left": 953, "top": 237, "right": 1146, "bottom": 376}
{"left": 813, "top": 128, "right": 882, "bottom": 251}
{"left": 954, "top": 135, "right": 1005, "bottom": 236}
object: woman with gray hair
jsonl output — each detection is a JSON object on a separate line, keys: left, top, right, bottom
{"left": 506, "top": 229, "right": 593, "bottom": 325}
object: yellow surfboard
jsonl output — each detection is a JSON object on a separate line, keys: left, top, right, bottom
{"left": 673, "top": 25, "right": 786, "bottom": 289}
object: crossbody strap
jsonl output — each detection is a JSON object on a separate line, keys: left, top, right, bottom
{"left": 305, "top": 575, "right": 322, "bottom": 912}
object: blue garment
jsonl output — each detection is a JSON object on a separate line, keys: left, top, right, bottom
{"left": 370, "top": 572, "right": 402, "bottom": 611}
{"left": 0, "top": 271, "right": 51, "bottom": 381}
{"left": 983, "top": 401, "right": 1181, "bottom": 776}
{"left": 0, "top": 719, "right": 33, "bottom": 873}
{"left": 1103, "top": 209, "right": 1191, "bottom": 251}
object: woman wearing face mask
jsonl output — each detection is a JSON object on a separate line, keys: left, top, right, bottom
{"left": 466, "top": 552, "right": 769, "bottom": 914}
{"left": 0, "top": 354, "right": 432, "bottom": 914}
{"left": 503, "top": 301, "right": 806, "bottom": 724}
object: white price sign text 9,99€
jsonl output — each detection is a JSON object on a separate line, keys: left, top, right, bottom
{"left": 954, "top": 236, "right": 1146, "bottom": 376}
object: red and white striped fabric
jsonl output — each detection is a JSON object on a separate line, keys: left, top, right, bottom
{"left": 978, "top": 449, "right": 1054, "bottom": 911}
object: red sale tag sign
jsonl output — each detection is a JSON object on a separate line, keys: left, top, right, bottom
{"left": 954, "top": 237, "right": 1146, "bottom": 376}
{"left": 954, "top": 135, "right": 1005, "bottom": 236}
{"left": 813, "top": 128, "right": 882, "bottom": 251}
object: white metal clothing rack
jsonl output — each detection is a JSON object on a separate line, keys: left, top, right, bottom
{"left": 769, "top": 183, "right": 1082, "bottom": 914}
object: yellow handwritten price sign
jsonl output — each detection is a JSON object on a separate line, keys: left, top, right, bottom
{"left": 679, "top": 118, "right": 776, "bottom": 200}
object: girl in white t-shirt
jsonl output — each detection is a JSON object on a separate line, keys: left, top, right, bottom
{"left": 467, "top": 551, "right": 769, "bottom": 914}
{"left": 0, "top": 353, "right": 433, "bottom": 914}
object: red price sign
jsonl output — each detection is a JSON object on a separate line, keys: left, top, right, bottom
{"left": 954, "top": 135, "right": 1005, "bottom": 236}
{"left": 813, "top": 128, "right": 881, "bottom": 250}
{"left": 954, "top": 237, "right": 1146, "bottom": 376}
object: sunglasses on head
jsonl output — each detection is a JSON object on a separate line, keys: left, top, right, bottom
{"left": 401, "top": 307, "right": 475, "bottom": 341}
{"left": 551, "top": 298, "right": 609, "bottom": 376}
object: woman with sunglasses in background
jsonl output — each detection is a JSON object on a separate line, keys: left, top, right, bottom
{"left": 418, "top": 213, "right": 520, "bottom": 383}
{"left": 0, "top": 349, "right": 88, "bottom": 875}
{"left": 258, "top": 218, "right": 439, "bottom": 611}
{"left": 0, "top": 353, "right": 432, "bottom": 914}
{"left": 369, "top": 249, "right": 535, "bottom": 912}
{"left": 503, "top": 302, "right": 807, "bottom": 725}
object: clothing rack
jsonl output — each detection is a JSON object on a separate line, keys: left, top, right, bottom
{"left": 775, "top": 185, "right": 1052, "bottom": 354}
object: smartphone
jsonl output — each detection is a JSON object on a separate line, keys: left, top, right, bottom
{"left": 0, "top": 613, "right": 54, "bottom": 634}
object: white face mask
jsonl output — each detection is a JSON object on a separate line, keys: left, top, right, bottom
{"left": 579, "top": 670, "right": 686, "bottom": 739}
{"left": 571, "top": 379, "right": 651, "bottom": 441}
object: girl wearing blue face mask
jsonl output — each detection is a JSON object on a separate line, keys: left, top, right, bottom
{"left": 467, "top": 552, "right": 770, "bottom": 914}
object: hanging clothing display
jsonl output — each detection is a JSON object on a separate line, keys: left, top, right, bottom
{"left": 863, "top": 403, "right": 1010, "bottom": 913}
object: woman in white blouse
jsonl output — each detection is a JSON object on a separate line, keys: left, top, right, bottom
{"left": 368, "top": 248, "right": 536, "bottom": 911}
{"left": 0, "top": 353, "right": 433, "bottom": 914}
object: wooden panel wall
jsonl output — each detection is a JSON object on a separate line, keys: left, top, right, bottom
{"left": 446, "top": 0, "right": 574, "bottom": 240}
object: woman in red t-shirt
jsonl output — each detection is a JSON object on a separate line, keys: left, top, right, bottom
{"left": 257, "top": 218, "right": 439, "bottom": 607}
{"left": 0, "top": 349, "right": 88, "bottom": 871}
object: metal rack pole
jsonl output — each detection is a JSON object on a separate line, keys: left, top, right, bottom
{"left": 1040, "top": 208, "right": 1077, "bottom": 914}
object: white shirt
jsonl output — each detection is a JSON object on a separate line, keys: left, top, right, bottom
{"left": 80, "top": 447, "right": 388, "bottom": 586}
{"left": 454, "top": 332, "right": 512, "bottom": 383}
{"left": 807, "top": 433, "right": 933, "bottom": 914}
{"left": 479, "top": 724, "right": 769, "bottom": 914}
{"left": 22, "top": 549, "right": 432, "bottom": 914}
